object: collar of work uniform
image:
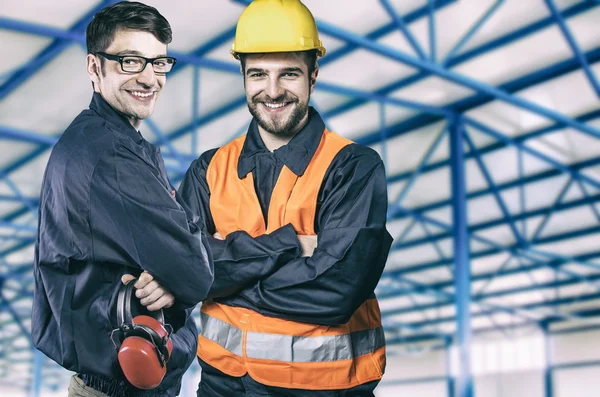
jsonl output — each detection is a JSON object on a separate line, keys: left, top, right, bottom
{"left": 237, "top": 107, "right": 325, "bottom": 179}
{"left": 89, "top": 92, "right": 145, "bottom": 145}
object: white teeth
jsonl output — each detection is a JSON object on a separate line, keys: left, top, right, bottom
{"left": 264, "top": 102, "right": 285, "bottom": 109}
{"left": 131, "top": 91, "right": 153, "bottom": 98}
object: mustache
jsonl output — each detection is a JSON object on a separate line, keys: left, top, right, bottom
{"left": 122, "top": 83, "right": 159, "bottom": 91}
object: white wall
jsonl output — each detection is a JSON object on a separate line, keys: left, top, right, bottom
{"left": 551, "top": 329, "right": 600, "bottom": 397}
{"left": 374, "top": 328, "right": 600, "bottom": 397}
{"left": 376, "top": 380, "right": 448, "bottom": 397}
{"left": 384, "top": 348, "right": 448, "bottom": 379}
{"left": 474, "top": 371, "right": 544, "bottom": 397}
{"left": 553, "top": 367, "right": 600, "bottom": 397}
{"left": 375, "top": 349, "right": 449, "bottom": 397}
{"left": 551, "top": 329, "right": 600, "bottom": 364}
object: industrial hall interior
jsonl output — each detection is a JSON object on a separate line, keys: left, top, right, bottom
{"left": 0, "top": 0, "right": 600, "bottom": 396}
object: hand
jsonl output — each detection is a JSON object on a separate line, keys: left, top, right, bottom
{"left": 298, "top": 235, "right": 317, "bottom": 257}
{"left": 121, "top": 271, "right": 175, "bottom": 311}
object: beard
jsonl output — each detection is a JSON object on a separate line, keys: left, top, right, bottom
{"left": 247, "top": 93, "right": 310, "bottom": 138}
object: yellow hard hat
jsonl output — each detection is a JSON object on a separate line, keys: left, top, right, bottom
{"left": 231, "top": 0, "right": 326, "bottom": 59}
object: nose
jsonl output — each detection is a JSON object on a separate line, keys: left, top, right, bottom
{"left": 136, "top": 62, "right": 157, "bottom": 87}
{"left": 264, "top": 75, "right": 285, "bottom": 100}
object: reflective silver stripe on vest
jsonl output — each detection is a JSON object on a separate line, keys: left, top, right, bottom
{"left": 245, "top": 332, "right": 352, "bottom": 362}
{"left": 351, "top": 326, "right": 386, "bottom": 358}
{"left": 246, "top": 326, "right": 385, "bottom": 362}
{"left": 200, "top": 313, "right": 385, "bottom": 363}
{"left": 200, "top": 312, "right": 243, "bottom": 356}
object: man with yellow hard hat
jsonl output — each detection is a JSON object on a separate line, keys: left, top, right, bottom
{"left": 179, "top": 0, "right": 393, "bottom": 395}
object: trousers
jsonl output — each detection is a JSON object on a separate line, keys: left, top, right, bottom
{"left": 68, "top": 376, "right": 110, "bottom": 397}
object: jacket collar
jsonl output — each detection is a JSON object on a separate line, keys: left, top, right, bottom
{"left": 89, "top": 92, "right": 144, "bottom": 145}
{"left": 238, "top": 107, "right": 325, "bottom": 178}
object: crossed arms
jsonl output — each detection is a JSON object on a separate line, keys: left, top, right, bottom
{"left": 177, "top": 145, "right": 392, "bottom": 325}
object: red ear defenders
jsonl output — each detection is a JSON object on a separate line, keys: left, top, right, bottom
{"left": 110, "top": 280, "right": 174, "bottom": 390}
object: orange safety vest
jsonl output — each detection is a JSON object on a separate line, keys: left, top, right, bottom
{"left": 198, "top": 129, "right": 386, "bottom": 390}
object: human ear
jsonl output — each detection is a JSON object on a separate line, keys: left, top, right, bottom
{"left": 86, "top": 54, "right": 102, "bottom": 93}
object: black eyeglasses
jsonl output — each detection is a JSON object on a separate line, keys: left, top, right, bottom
{"left": 96, "top": 52, "right": 177, "bottom": 75}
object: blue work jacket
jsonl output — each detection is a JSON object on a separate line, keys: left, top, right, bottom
{"left": 32, "top": 93, "right": 214, "bottom": 397}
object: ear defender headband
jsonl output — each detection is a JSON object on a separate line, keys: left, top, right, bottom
{"left": 110, "top": 280, "right": 174, "bottom": 390}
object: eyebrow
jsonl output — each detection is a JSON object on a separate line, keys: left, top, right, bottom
{"left": 246, "top": 68, "right": 265, "bottom": 75}
{"left": 246, "top": 67, "right": 305, "bottom": 75}
{"left": 116, "top": 50, "right": 168, "bottom": 58}
{"left": 281, "top": 67, "right": 304, "bottom": 74}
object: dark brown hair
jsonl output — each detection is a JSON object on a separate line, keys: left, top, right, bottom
{"left": 86, "top": 1, "right": 172, "bottom": 54}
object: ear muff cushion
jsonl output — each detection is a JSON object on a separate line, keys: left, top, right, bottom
{"left": 118, "top": 336, "right": 165, "bottom": 390}
{"left": 117, "top": 316, "right": 173, "bottom": 389}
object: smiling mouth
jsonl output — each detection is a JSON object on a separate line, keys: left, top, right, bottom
{"left": 261, "top": 102, "right": 292, "bottom": 110}
{"left": 126, "top": 90, "right": 155, "bottom": 101}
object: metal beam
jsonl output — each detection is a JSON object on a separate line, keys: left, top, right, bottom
{"left": 389, "top": 125, "right": 447, "bottom": 209}
{"left": 385, "top": 230, "right": 600, "bottom": 279}
{"left": 390, "top": 194, "right": 600, "bottom": 252}
{"left": 551, "top": 359, "right": 600, "bottom": 371}
{"left": 0, "top": 0, "right": 119, "bottom": 100}
{"left": 0, "top": 18, "right": 448, "bottom": 115}
{"left": 1, "top": 0, "right": 586, "bottom": 194}
{"left": 545, "top": 0, "right": 600, "bottom": 98}
{"left": 385, "top": 307, "right": 600, "bottom": 345}
{"left": 446, "top": 337, "right": 455, "bottom": 397}
{"left": 387, "top": 108, "right": 600, "bottom": 185}
{"left": 462, "top": 130, "right": 524, "bottom": 245}
{"left": 381, "top": 259, "right": 600, "bottom": 315}
{"left": 387, "top": 150, "right": 600, "bottom": 241}
{"left": 0, "top": 125, "right": 58, "bottom": 146}
{"left": 317, "top": 81, "right": 450, "bottom": 116}
{"left": 132, "top": 0, "right": 460, "bottom": 145}
{"left": 532, "top": 178, "right": 574, "bottom": 243}
{"left": 0, "top": 20, "right": 240, "bottom": 227}
{"left": 0, "top": 17, "right": 85, "bottom": 43}
{"left": 465, "top": 117, "right": 600, "bottom": 190}
{"left": 428, "top": 0, "right": 437, "bottom": 63}
{"left": 29, "top": 350, "right": 44, "bottom": 397}
{"left": 0, "top": 17, "right": 238, "bottom": 74}
{"left": 380, "top": 375, "right": 449, "bottom": 386}
{"left": 329, "top": 1, "right": 598, "bottom": 122}
{"left": 355, "top": 47, "right": 600, "bottom": 147}
{"left": 192, "top": 67, "right": 201, "bottom": 156}
{"left": 0, "top": 292, "right": 32, "bottom": 346}
{"left": 543, "top": 322, "right": 553, "bottom": 397}
{"left": 0, "top": 195, "right": 39, "bottom": 205}
{"left": 442, "top": 0, "right": 504, "bottom": 65}
{"left": 379, "top": 0, "right": 428, "bottom": 60}
{"left": 449, "top": 117, "right": 474, "bottom": 397}
{"left": 311, "top": 0, "right": 458, "bottom": 66}
{"left": 0, "top": 238, "right": 35, "bottom": 257}
{"left": 392, "top": 290, "right": 600, "bottom": 330}
{"left": 1, "top": 1, "right": 598, "bottom": 225}
{"left": 390, "top": 250, "right": 600, "bottom": 297}
{"left": 387, "top": 205, "right": 600, "bottom": 293}
{"left": 0, "top": 220, "right": 36, "bottom": 233}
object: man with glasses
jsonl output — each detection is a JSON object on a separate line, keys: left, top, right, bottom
{"left": 32, "top": 2, "right": 213, "bottom": 396}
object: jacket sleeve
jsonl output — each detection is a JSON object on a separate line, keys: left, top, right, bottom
{"left": 178, "top": 151, "right": 301, "bottom": 299}
{"left": 237, "top": 145, "right": 393, "bottom": 325}
{"left": 89, "top": 145, "right": 214, "bottom": 308}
